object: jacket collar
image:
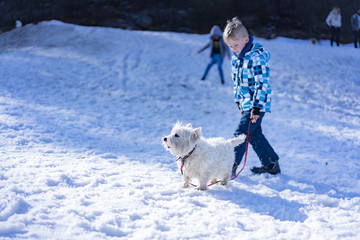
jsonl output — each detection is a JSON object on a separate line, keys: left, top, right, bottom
{"left": 234, "top": 35, "right": 254, "bottom": 58}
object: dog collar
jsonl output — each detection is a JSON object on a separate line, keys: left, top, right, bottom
{"left": 177, "top": 145, "right": 197, "bottom": 175}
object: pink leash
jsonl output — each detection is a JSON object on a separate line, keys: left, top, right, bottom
{"left": 230, "top": 120, "right": 251, "bottom": 181}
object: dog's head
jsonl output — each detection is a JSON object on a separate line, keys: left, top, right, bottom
{"left": 162, "top": 122, "right": 201, "bottom": 156}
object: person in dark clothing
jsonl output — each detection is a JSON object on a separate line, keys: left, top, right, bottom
{"left": 198, "top": 25, "right": 230, "bottom": 84}
{"left": 350, "top": 8, "right": 360, "bottom": 48}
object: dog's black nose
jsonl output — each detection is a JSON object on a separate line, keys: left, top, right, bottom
{"left": 163, "top": 137, "right": 167, "bottom": 142}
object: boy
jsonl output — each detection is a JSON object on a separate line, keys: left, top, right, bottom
{"left": 223, "top": 17, "right": 280, "bottom": 176}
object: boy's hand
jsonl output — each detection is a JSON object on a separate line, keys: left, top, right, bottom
{"left": 250, "top": 114, "right": 259, "bottom": 123}
{"left": 250, "top": 108, "right": 260, "bottom": 123}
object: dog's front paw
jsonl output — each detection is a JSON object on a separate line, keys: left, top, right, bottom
{"left": 196, "top": 186, "right": 208, "bottom": 191}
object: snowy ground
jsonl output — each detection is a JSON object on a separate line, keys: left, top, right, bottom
{"left": 0, "top": 21, "right": 359, "bottom": 239}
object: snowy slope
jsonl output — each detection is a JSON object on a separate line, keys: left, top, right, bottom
{"left": 0, "top": 21, "right": 359, "bottom": 239}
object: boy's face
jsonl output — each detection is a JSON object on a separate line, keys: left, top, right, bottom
{"left": 226, "top": 36, "right": 249, "bottom": 55}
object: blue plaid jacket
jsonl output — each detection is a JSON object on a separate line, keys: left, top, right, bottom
{"left": 231, "top": 42, "right": 272, "bottom": 113}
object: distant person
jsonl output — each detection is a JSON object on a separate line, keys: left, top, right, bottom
{"left": 223, "top": 17, "right": 280, "bottom": 176}
{"left": 326, "top": 7, "right": 342, "bottom": 46}
{"left": 350, "top": 8, "right": 360, "bottom": 48}
{"left": 198, "top": 25, "right": 230, "bottom": 84}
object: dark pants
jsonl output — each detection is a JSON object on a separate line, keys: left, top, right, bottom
{"left": 353, "top": 30, "right": 360, "bottom": 48}
{"left": 234, "top": 111, "right": 279, "bottom": 166}
{"left": 330, "top": 27, "right": 340, "bottom": 46}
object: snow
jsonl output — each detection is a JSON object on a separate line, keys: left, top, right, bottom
{"left": 0, "top": 20, "right": 359, "bottom": 239}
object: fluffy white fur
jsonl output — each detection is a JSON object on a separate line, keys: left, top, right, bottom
{"left": 162, "top": 122, "right": 246, "bottom": 190}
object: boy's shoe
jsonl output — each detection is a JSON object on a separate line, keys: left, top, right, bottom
{"left": 251, "top": 160, "right": 281, "bottom": 175}
{"left": 221, "top": 79, "right": 225, "bottom": 84}
{"left": 201, "top": 77, "right": 205, "bottom": 81}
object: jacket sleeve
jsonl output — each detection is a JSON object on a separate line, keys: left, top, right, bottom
{"left": 231, "top": 58, "right": 241, "bottom": 103}
{"left": 326, "top": 13, "right": 332, "bottom": 26}
{"left": 251, "top": 53, "right": 270, "bottom": 110}
{"left": 198, "top": 41, "right": 211, "bottom": 53}
{"left": 351, "top": 14, "right": 358, "bottom": 30}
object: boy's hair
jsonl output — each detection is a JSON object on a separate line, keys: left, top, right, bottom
{"left": 223, "top": 17, "right": 248, "bottom": 42}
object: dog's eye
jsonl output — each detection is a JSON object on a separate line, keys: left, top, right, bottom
{"left": 175, "top": 134, "right": 179, "bottom": 137}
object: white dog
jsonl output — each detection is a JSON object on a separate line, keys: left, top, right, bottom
{"left": 162, "top": 122, "right": 246, "bottom": 190}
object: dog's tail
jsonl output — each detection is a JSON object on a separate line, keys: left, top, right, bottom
{"left": 228, "top": 134, "right": 246, "bottom": 147}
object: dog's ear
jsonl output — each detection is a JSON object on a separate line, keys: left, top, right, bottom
{"left": 186, "top": 123, "right": 192, "bottom": 128}
{"left": 191, "top": 127, "right": 201, "bottom": 141}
